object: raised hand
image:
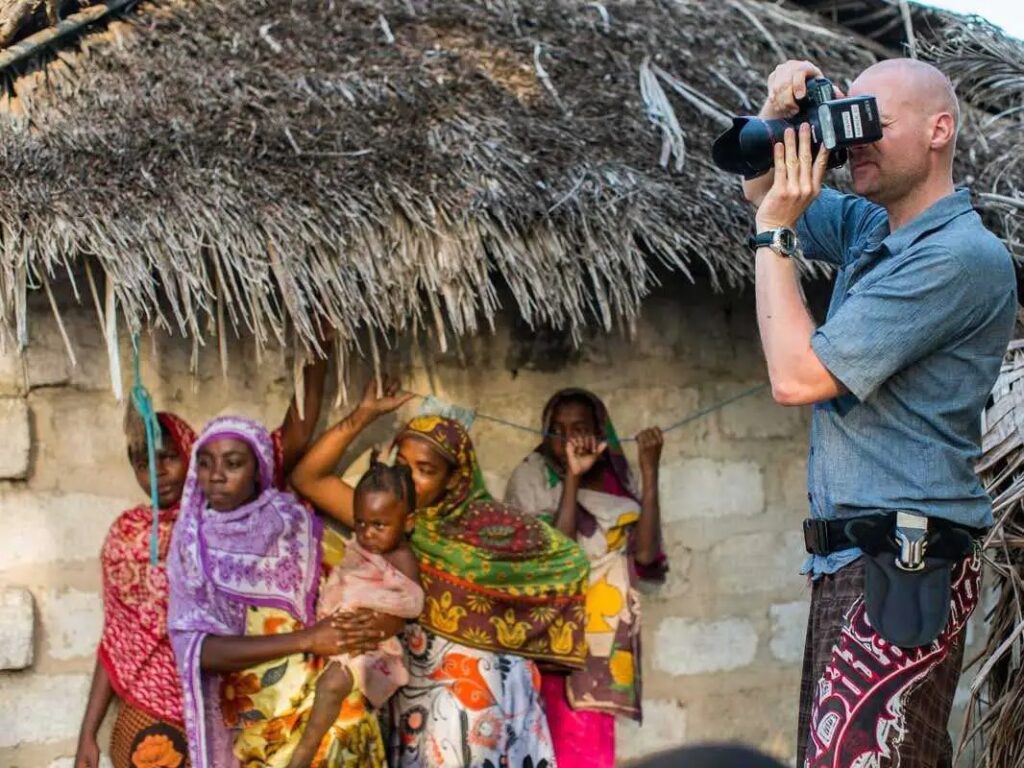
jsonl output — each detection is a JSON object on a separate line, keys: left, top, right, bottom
{"left": 566, "top": 434, "right": 607, "bottom": 479}
{"left": 755, "top": 123, "right": 830, "bottom": 232}
{"left": 356, "top": 375, "right": 415, "bottom": 419}
{"left": 636, "top": 427, "right": 664, "bottom": 479}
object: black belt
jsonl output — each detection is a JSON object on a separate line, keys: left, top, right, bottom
{"left": 803, "top": 514, "right": 985, "bottom": 557}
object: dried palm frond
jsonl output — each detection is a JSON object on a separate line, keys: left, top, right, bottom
{"left": 923, "top": 20, "right": 1024, "bottom": 118}
{"left": 957, "top": 339, "right": 1024, "bottom": 767}
{"left": 922, "top": 21, "right": 1024, "bottom": 259}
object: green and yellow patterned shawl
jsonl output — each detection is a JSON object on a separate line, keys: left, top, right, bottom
{"left": 398, "top": 415, "right": 589, "bottom": 668}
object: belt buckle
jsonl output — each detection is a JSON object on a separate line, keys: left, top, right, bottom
{"left": 894, "top": 511, "right": 927, "bottom": 572}
{"left": 803, "top": 519, "right": 831, "bottom": 556}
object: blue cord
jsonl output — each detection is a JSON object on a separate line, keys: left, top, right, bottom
{"left": 129, "top": 335, "right": 163, "bottom": 566}
{"left": 411, "top": 382, "right": 769, "bottom": 441}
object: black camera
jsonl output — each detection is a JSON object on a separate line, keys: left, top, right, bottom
{"left": 711, "top": 77, "right": 882, "bottom": 178}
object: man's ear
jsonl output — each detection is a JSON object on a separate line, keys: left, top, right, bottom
{"left": 931, "top": 112, "right": 956, "bottom": 151}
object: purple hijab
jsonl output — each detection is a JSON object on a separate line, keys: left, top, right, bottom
{"left": 167, "top": 416, "right": 322, "bottom": 768}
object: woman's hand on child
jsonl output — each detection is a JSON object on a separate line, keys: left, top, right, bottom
{"left": 355, "top": 376, "right": 415, "bottom": 421}
{"left": 305, "top": 610, "right": 385, "bottom": 657}
{"left": 566, "top": 435, "right": 607, "bottom": 478}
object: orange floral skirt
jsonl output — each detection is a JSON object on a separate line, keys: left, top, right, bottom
{"left": 110, "top": 700, "right": 190, "bottom": 768}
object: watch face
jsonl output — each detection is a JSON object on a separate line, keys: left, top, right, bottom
{"left": 778, "top": 229, "right": 796, "bottom": 252}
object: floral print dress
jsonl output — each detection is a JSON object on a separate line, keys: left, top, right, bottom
{"left": 391, "top": 623, "right": 555, "bottom": 768}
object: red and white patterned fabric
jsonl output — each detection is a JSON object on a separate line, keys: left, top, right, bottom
{"left": 98, "top": 413, "right": 196, "bottom": 726}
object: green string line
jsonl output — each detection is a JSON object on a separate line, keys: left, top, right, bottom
{"left": 129, "top": 334, "right": 162, "bottom": 566}
{"left": 410, "top": 382, "right": 769, "bottom": 442}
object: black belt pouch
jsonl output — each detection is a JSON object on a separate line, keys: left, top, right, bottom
{"left": 844, "top": 517, "right": 973, "bottom": 648}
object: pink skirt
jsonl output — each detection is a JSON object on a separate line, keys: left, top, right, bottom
{"left": 540, "top": 673, "right": 616, "bottom": 768}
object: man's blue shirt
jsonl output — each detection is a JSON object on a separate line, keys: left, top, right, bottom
{"left": 795, "top": 188, "right": 1016, "bottom": 577}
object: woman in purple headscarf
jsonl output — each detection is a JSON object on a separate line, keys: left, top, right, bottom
{"left": 167, "top": 416, "right": 393, "bottom": 768}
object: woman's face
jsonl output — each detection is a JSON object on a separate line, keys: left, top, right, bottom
{"left": 130, "top": 427, "right": 188, "bottom": 509}
{"left": 547, "top": 400, "right": 599, "bottom": 469}
{"left": 195, "top": 438, "right": 260, "bottom": 512}
{"left": 395, "top": 436, "right": 454, "bottom": 510}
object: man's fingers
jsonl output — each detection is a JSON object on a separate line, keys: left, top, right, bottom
{"left": 777, "top": 83, "right": 796, "bottom": 112}
{"left": 812, "top": 145, "right": 830, "bottom": 191}
{"left": 772, "top": 140, "right": 787, "bottom": 188}
{"left": 791, "top": 69, "right": 807, "bottom": 100}
{"left": 783, "top": 129, "right": 799, "bottom": 192}
{"left": 798, "top": 124, "right": 813, "bottom": 193}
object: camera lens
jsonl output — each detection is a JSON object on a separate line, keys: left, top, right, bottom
{"left": 712, "top": 117, "right": 790, "bottom": 178}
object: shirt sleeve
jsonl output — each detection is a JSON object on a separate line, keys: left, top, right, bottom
{"left": 797, "top": 188, "right": 888, "bottom": 266}
{"left": 811, "top": 245, "right": 978, "bottom": 401}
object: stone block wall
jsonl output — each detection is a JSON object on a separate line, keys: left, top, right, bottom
{"left": 0, "top": 279, "right": 987, "bottom": 766}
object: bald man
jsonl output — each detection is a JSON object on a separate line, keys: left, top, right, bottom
{"left": 741, "top": 59, "right": 1016, "bottom": 767}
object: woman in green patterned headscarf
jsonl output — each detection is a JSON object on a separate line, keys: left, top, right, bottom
{"left": 290, "top": 379, "right": 589, "bottom": 768}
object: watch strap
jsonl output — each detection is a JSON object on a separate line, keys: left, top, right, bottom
{"left": 748, "top": 231, "right": 776, "bottom": 251}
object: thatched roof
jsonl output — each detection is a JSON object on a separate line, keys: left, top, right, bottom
{"left": 0, "top": 0, "right": 1020, "bottom": 360}
{"left": 959, "top": 332, "right": 1024, "bottom": 765}
{"left": 794, "top": 0, "right": 957, "bottom": 56}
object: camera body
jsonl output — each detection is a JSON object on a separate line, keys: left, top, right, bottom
{"left": 712, "top": 77, "right": 882, "bottom": 178}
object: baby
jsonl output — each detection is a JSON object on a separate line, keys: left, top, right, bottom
{"left": 287, "top": 460, "right": 423, "bottom": 768}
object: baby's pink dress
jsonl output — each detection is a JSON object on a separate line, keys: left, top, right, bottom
{"left": 318, "top": 539, "right": 424, "bottom": 707}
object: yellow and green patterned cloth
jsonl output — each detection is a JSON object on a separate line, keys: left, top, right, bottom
{"left": 399, "top": 416, "right": 589, "bottom": 667}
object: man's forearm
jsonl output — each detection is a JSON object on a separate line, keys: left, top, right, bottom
{"left": 755, "top": 248, "right": 819, "bottom": 404}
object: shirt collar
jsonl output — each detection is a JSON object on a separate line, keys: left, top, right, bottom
{"left": 880, "top": 188, "right": 974, "bottom": 254}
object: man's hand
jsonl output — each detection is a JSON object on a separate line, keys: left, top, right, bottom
{"left": 763, "top": 60, "right": 844, "bottom": 118}
{"left": 755, "top": 123, "right": 830, "bottom": 233}
{"left": 745, "top": 60, "right": 843, "bottom": 207}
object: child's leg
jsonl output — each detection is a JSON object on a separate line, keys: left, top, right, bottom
{"left": 286, "top": 662, "right": 354, "bottom": 768}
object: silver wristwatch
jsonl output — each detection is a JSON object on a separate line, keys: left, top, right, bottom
{"left": 749, "top": 227, "right": 802, "bottom": 259}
